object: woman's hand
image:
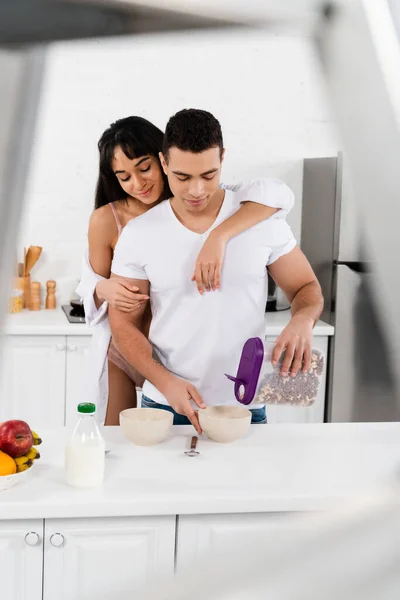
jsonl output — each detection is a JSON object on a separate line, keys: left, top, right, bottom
{"left": 96, "top": 278, "right": 149, "bottom": 313}
{"left": 192, "top": 231, "right": 227, "bottom": 294}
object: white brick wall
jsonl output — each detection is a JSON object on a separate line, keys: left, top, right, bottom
{"left": 18, "top": 28, "right": 338, "bottom": 303}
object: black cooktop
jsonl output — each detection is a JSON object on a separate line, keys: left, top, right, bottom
{"left": 62, "top": 304, "right": 86, "bottom": 323}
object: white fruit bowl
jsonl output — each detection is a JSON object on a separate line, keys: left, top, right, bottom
{"left": 0, "top": 461, "right": 35, "bottom": 492}
{"left": 199, "top": 405, "right": 252, "bottom": 443}
{"left": 120, "top": 408, "right": 173, "bottom": 446}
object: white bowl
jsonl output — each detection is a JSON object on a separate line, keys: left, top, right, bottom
{"left": 119, "top": 408, "right": 173, "bottom": 446}
{"left": 0, "top": 461, "right": 35, "bottom": 492}
{"left": 199, "top": 405, "right": 252, "bottom": 443}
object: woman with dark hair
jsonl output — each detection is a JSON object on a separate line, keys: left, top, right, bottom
{"left": 94, "top": 116, "right": 171, "bottom": 209}
{"left": 77, "top": 115, "right": 295, "bottom": 425}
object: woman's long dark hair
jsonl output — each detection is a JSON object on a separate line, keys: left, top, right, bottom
{"left": 94, "top": 116, "right": 171, "bottom": 209}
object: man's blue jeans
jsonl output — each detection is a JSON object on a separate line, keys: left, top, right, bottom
{"left": 141, "top": 395, "right": 267, "bottom": 424}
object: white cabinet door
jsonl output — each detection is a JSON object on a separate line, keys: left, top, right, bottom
{"left": 264, "top": 336, "right": 328, "bottom": 424}
{"left": 0, "top": 519, "right": 43, "bottom": 600}
{"left": 176, "top": 513, "right": 309, "bottom": 570}
{"left": 43, "top": 516, "right": 175, "bottom": 600}
{"left": 0, "top": 335, "right": 66, "bottom": 427}
{"left": 65, "top": 336, "right": 92, "bottom": 426}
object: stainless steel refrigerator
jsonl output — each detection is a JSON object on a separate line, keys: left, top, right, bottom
{"left": 301, "top": 154, "right": 398, "bottom": 422}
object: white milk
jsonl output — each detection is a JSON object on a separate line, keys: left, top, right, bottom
{"left": 65, "top": 438, "right": 105, "bottom": 488}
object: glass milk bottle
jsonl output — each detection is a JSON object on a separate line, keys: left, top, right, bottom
{"left": 65, "top": 403, "right": 105, "bottom": 488}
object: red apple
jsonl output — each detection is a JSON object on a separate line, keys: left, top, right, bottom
{"left": 0, "top": 420, "right": 33, "bottom": 458}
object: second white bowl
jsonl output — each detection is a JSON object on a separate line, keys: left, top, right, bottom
{"left": 199, "top": 405, "right": 252, "bottom": 443}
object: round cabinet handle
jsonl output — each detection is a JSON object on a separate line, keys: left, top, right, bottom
{"left": 68, "top": 344, "right": 77, "bottom": 352}
{"left": 50, "top": 533, "right": 65, "bottom": 547}
{"left": 25, "top": 532, "right": 40, "bottom": 546}
{"left": 56, "top": 343, "right": 65, "bottom": 351}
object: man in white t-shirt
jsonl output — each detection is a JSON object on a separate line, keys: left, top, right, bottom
{"left": 110, "top": 109, "right": 323, "bottom": 433}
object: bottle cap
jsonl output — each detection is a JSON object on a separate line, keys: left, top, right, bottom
{"left": 77, "top": 403, "right": 96, "bottom": 414}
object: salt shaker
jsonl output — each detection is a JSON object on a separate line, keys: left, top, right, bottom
{"left": 45, "top": 280, "right": 56, "bottom": 309}
{"left": 29, "top": 281, "right": 41, "bottom": 311}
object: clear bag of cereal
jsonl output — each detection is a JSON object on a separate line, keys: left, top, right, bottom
{"left": 225, "top": 337, "right": 324, "bottom": 407}
{"left": 8, "top": 289, "right": 23, "bottom": 313}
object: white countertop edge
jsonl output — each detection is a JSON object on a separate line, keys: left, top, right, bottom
{"left": 2, "top": 324, "right": 92, "bottom": 336}
{"left": 0, "top": 484, "right": 391, "bottom": 520}
{"left": 0, "top": 497, "right": 345, "bottom": 520}
{"left": 3, "top": 309, "right": 334, "bottom": 336}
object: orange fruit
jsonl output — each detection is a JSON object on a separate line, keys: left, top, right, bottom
{"left": 0, "top": 450, "right": 17, "bottom": 476}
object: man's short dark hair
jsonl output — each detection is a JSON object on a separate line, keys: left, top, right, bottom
{"left": 162, "top": 108, "right": 223, "bottom": 161}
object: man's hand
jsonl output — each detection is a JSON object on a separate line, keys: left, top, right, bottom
{"left": 271, "top": 314, "right": 314, "bottom": 377}
{"left": 163, "top": 377, "right": 206, "bottom": 434}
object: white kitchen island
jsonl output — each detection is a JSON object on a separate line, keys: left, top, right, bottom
{"left": 0, "top": 422, "right": 399, "bottom": 600}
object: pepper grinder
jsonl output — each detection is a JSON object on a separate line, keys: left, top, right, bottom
{"left": 45, "top": 280, "right": 56, "bottom": 309}
{"left": 29, "top": 281, "right": 41, "bottom": 311}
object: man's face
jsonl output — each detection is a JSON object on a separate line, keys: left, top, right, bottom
{"left": 160, "top": 146, "right": 224, "bottom": 213}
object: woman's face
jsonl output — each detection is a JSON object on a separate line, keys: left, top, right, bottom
{"left": 111, "top": 146, "right": 164, "bottom": 205}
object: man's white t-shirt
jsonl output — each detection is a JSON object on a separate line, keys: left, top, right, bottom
{"left": 111, "top": 182, "right": 297, "bottom": 407}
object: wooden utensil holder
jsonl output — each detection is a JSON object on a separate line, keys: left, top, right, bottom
{"left": 14, "top": 275, "right": 31, "bottom": 309}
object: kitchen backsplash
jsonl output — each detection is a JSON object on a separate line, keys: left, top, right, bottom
{"left": 17, "top": 28, "right": 338, "bottom": 304}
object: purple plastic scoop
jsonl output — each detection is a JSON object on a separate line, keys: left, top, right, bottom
{"left": 225, "top": 337, "right": 264, "bottom": 405}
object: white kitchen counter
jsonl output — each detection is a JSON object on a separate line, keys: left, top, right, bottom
{"left": 0, "top": 423, "right": 398, "bottom": 520}
{"left": 3, "top": 308, "right": 92, "bottom": 336}
{"left": 3, "top": 307, "right": 334, "bottom": 336}
{"left": 264, "top": 311, "right": 334, "bottom": 336}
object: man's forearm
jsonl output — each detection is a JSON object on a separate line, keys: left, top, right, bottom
{"left": 109, "top": 312, "right": 173, "bottom": 393}
{"left": 290, "top": 280, "right": 324, "bottom": 326}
